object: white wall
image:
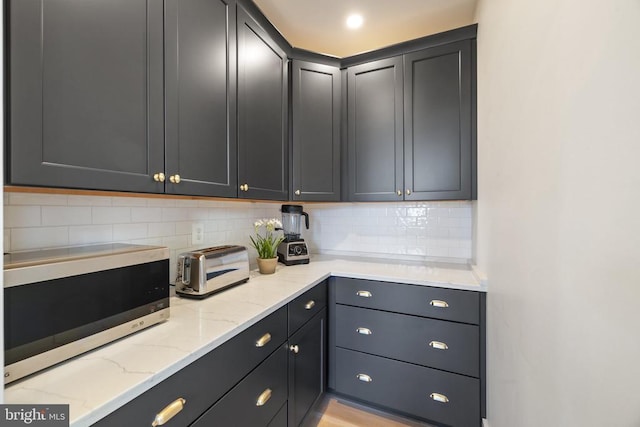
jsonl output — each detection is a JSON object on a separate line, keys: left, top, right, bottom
{"left": 474, "top": 0, "right": 640, "bottom": 426}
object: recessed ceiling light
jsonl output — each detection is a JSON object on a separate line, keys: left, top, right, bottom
{"left": 346, "top": 14, "right": 364, "bottom": 30}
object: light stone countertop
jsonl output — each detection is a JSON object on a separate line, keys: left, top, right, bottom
{"left": 3, "top": 256, "right": 486, "bottom": 426}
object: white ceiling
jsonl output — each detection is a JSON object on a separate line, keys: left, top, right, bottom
{"left": 252, "top": 0, "right": 479, "bottom": 58}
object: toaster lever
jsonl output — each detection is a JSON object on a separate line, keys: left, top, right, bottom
{"left": 181, "top": 258, "right": 191, "bottom": 285}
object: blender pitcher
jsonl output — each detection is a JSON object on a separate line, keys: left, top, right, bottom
{"left": 281, "top": 205, "right": 309, "bottom": 242}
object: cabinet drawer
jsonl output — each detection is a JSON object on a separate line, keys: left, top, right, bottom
{"left": 333, "top": 277, "right": 480, "bottom": 324}
{"left": 335, "top": 305, "right": 479, "bottom": 377}
{"left": 93, "top": 306, "right": 287, "bottom": 426}
{"left": 289, "top": 280, "right": 327, "bottom": 335}
{"left": 193, "top": 345, "right": 288, "bottom": 427}
{"left": 334, "top": 348, "right": 480, "bottom": 427}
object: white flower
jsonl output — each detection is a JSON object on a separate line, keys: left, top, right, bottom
{"left": 265, "top": 218, "right": 282, "bottom": 231}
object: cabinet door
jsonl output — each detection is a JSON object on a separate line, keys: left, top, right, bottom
{"left": 8, "top": 0, "right": 164, "bottom": 193}
{"left": 288, "top": 309, "right": 326, "bottom": 427}
{"left": 291, "top": 61, "right": 341, "bottom": 201}
{"left": 404, "top": 41, "right": 472, "bottom": 200}
{"left": 164, "top": 0, "right": 238, "bottom": 197}
{"left": 237, "top": 6, "right": 288, "bottom": 200}
{"left": 347, "top": 57, "right": 404, "bottom": 202}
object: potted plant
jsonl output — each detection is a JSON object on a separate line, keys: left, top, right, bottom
{"left": 250, "top": 218, "right": 284, "bottom": 274}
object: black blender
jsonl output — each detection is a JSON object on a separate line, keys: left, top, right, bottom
{"left": 277, "top": 205, "right": 310, "bottom": 265}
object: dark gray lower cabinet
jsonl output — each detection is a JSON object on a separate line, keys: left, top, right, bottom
{"left": 93, "top": 282, "right": 329, "bottom": 427}
{"left": 335, "top": 348, "right": 480, "bottom": 427}
{"left": 8, "top": 0, "right": 164, "bottom": 193}
{"left": 237, "top": 5, "right": 288, "bottom": 200}
{"left": 192, "top": 345, "right": 288, "bottom": 426}
{"left": 335, "top": 304, "right": 480, "bottom": 377}
{"left": 329, "top": 277, "right": 485, "bottom": 426}
{"left": 93, "top": 306, "right": 287, "bottom": 426}
{"left": 287, "top": 281, "right": 328, "bottom": 426}
{"left": 288, "top": 309, "right": 326, "bottom": 427}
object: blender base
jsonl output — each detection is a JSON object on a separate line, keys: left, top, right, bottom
{"left": 277, "top": 254, "right": 310, "bottom": 266}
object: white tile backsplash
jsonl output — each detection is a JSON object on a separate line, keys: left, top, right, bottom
{"left": 3, "top": 192, "right": 473, "bottom": 278}
{"left": 303, "top": 201, "right": 473, "bottom": 262}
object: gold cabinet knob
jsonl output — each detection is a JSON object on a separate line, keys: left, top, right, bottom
{"left": 304, "top": 300, "right": 315, "bottom": 310}
{"left": 256, "top": 388, "right": 272, "bottom": 407}
{"left": 406, "top": 189, "right": 412, "bottom": 195}
{"left": 255, "top": 332, "right": 272, "bottom": 348}
{"left": 396, "top": 190, "right": 402, "bottom": 196}
{"left": 295, "top": 189, "right": 301, "bottom": 196}
{"left": 153, "top": 172, "right": 166, "bottom": 182}
{"left": 240, "top": 184, "right": 249, "bottom": 192}
{"left": 289, "top": 344, "right": 299, "bottom": 354}
{"left": 169, "top": 174, "right": 181, "bottom": 184}
{"left": 152, "top": 398, "right": 186, "bottom": 426}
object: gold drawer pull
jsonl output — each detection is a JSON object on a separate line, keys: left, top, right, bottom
{"left": 255, "top": 333, "right": 272, "bottom": 347}
{"left": 356, "top": 327, "right": 372, "bottom": 335}
{"left": 356, "top": 290, "right": 372, "bottom": 298}
{"left": 430, "top": 299, "right": 449, "bottom": 308}
{"left": 256, "top": 388, "right": 272, "bottom": 407}
{"left": 429, "top": 341, "right": 449, "bottom": 350}
{"left": 304, "top": 300, "right": 315, "bottom": 310}
{"left": 290, "top": 344, "right": 299, "bottom": 354}
{"left": 152, "top": 398, "right": 186, "bottom": 426}
{"left": 356, "top": 373, "right": 373, "bottom": 383}
{"left": 429, "top": 392, "right": 450, "bottom": 403}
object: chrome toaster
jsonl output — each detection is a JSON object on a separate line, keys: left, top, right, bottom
{"left": 175, "top": 245, "right": 250, "bottom": 298}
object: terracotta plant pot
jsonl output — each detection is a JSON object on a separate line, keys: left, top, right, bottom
{"left": 257, "top": 257, "right": 278, "bottom": 274}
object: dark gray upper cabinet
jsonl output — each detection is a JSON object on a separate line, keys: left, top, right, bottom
{"left": 291, "top": 60, "right": 341, "bottom": 201}
{"left": 404, "top": 40, "right": 472, "bottom": 200}
{"left": 347, "top": 57, "right": 404, "bottom": 202}
{"left": 7, "top": 0, "right": 165, "bottom": 193}
{"left": 164, "top": 0, "right": 238, "bottom": 197}
{"left": 346, "top": 40, "right": 475, "bottom": 202}
{"left": 237, "top": 6, "right": 288, "bottom": 201}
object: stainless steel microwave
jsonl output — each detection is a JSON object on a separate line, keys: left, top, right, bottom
{"left": 3, "top": 243, "right": 170, "bottom": 384}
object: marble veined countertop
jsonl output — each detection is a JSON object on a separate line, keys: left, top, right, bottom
{"left": 3, "top": 256, "right": 486, "bottom": 426}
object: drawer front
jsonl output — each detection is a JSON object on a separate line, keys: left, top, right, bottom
{"left": 289, "top": 280, "right": 327, "bottom": 335}
{"left": 333, "top": 277, "right": 480, "bottom": 324}
{"left": 193, "top": 344, "right": 288, "bottom": 427}
{"left": 335, "top": 305, "right": 479, "bottom": 377}
{"left": 334, "top": 348, "right": 480, "bottom": 427}
{"left": 93, "top": 306, "right": 287, "bottom": 426}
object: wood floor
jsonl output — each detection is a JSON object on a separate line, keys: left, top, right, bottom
{"left": 303, "top": 394, "right": 434, "bottom": 427}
